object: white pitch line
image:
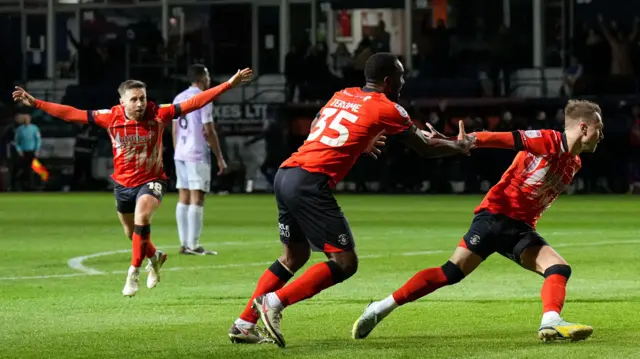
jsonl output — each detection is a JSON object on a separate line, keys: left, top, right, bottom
{"left": 2, "top": 239, "right": 639, "bottom": 282}
{"left": 66, "top": 241, "right": 274, "bottom": 275}
{"left": 67, "top": 249, "right": 130, "bottom": 275}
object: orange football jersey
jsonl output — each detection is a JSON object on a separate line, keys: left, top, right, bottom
{"left": 281, "top": 87, "right": 413, "bottom": 186}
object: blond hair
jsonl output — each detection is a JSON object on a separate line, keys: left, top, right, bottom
{"left": 564, "top": 99, "right": 602, "bottom": 125}
{"left": 117, "top": 80, "right": 146, "bottom": 97}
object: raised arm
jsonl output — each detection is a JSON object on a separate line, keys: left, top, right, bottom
{"left": 34, "top": 100, "right": 90, "bottom": 123}
{"left": 13, "top": 86, "right": 90, "bottom": 123}
{"left": 597, "top": 15, "right": 616, "bottom": 45}
{"left": 180, "top": 67, "right": 253, "bottom": 114}
{"left": 158, "top": 68, "right": 253, "bottom": 122}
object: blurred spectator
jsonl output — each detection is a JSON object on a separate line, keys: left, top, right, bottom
{"left": 552, "top": 108, "right": 565, "bottom": 131}
{"left": 13, "top": 112, "right": 40, "bottom": 191}
{"left": 329, "top": 43, "right": 353, "bottom": 80}
{"left": 528, "top": 111, "right": 551, "bottom": 130}
{"left": 489, "top": 25, "right": 514, "bottom": 96}
{"left": 353, "top": 38, "right": 374, "bottom": 74}
{"left": 285, "top": 45, "right": 304, "bottom": 102}
{"left": 562, "top": 55, "right": 583, "bottom": 96}
{"left": 598, "top": 15, "right": 638, "bottom": 76}
{"left": 303, "top": 43, "right": 332, "bottom": 101}
{"left": 371, "top": 18, "right": 391, "bottom": 53}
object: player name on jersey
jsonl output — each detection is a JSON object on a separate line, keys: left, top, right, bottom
{"left": 329, "top": 99, "right": 362, "bottom": 113}
{"left": 213, "top": 104, "right": 272, "bottom": 136}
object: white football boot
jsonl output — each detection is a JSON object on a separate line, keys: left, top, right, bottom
{"left": 146, "top": 251, "right": 167, "bottom": 289}
{"left": 122, "top": 267, "right": 140, "bottom": 297}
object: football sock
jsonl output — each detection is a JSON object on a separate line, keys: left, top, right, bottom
{"left": 128, "top": 265, "right": 139, "bottom": 276}
{"left": 540, "top": 265, "right": 571, "bottom": 324}
{"left": 239, "top": 260, "right": 294, "bottom": 324}
{"left": 376, "top": 295, "right": 399, "bottom": 318}
{"left": 131, "top": 224, "right": 151, "bottom": 267}
{"left": 392, "top": 267, "right": 449, "bottom": 306}
{"left": 392, "top": 261, "right": 464, "bottom": 306}
{"left": 541, "top": 311, "right": 561, "bottom": 325}
{"left": 274, "top": 261, "right": 347, "bottom": 308}
{"left": 541, "top": 274, "right": 567, "bottom": 313}
{"left": 187, "top": 204, "right": 204, "bottom": 249}
{"left": 146, "top": 240, "right": 157, "bottom": 259}
{"left": 176, "top": 202, "right": 189, "bottom": 247}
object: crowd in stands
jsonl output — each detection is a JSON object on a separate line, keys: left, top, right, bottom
{"left": 1, "top": 12, "right": 640, "bottom": 194}
{"left": 285, "top": 14, "right": 640, "bottom": 101}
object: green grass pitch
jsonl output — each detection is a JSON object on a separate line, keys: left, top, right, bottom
{"left": 0, "top": 194, "right": 638, "bottom": 359}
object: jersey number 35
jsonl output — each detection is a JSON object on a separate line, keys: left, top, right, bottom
{"left": 306, "top": 108, "right": 359, "bottom": 147}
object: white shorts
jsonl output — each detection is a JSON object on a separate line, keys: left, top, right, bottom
{"left": 175, "top": 160, "right": 211, "bottom": 192}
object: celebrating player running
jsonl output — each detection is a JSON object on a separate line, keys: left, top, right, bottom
{"left": 352, "top": 99, "right": 603, "bottom": 343}
{"left": 12, "top": 68, "right": 252, "bottom": 297}
{"left": 228, "top": 53, "right": 475, "bottom": 347}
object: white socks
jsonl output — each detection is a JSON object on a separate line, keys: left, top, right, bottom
{"left": 376, "top": 295, "right": 399, "bottom": 318}
{"left": 541, "top": 311, "right": 561, "bottom": 326}
{"left": 176, "top": 203, "right": 189, "bottom": 247}
{"left": 187, "top": 204, "right": 204, "bottom": 250}
{"left": 266, "top": 292, "right": 284, "bottom": 311}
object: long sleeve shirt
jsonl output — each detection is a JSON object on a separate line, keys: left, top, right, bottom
{"left": 14, "top": 124, "right": 41, "bottom": 152}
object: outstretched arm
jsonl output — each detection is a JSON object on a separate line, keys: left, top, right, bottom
{"left": 176, "top": 82, "right": 232, "bottom": 116}
{"left": 401, "top": 122, "right": 474, "bottom": 158}
{"left": 158, "top": 68, "right": 253, "bottom": 122}
{"left": 177, "top": 68, "right": 252, "bottom": 116}
{"left": 474, "top": 129, "right": 561, "bottom": 156}
{"left": 34, "top": 100, "right": 90, "bottom": 123}
{"left": 474, "top": 131, "right": 517, "bottom": 149}
{"left": 13, "top": 86, "right": 90, "bottom": 123}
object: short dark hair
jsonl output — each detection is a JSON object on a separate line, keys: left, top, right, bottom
{"left": 364, "top": 53, "right": 399, "bottom": 84}
{"left": 188, "top": 64, "right": 208, "bottom": 84}
{"left": 117, "top": 80, "right": 146, "bottom": 97}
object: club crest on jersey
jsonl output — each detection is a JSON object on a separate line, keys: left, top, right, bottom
{"left": 394, "top": 104, "right": 409, "bottom": 118}
{"left": 524, "top": 130, "right": 542, "bottom": 139}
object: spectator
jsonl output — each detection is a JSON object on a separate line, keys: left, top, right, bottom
{"left": 284, "top": 45, "right": 304, "bottom": 102}
{"left": 303, "top": 43, "right": 331, "bottom": 101}
{"left": 562, "top": 55, "right": 583, "bottom": 96}
{"left": 528, "top": 110, "right": 551, "bottom": 130}
{"left": 372, "top": 19, "right": 391, "bottom": 53}
{"left": 329, "top": 43, "right": 353, "bottom": 80}
{"left": 489, "top": 25, "right": 514, "bottom": 96}
{"left": 598, "top": 15, "right": 638, "bottom": 76}
{"left": 353, "top": 38, "right": 374, "bottom": 79}
{"left": 13, "top": 112, "right": 41, "bottom": 191}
